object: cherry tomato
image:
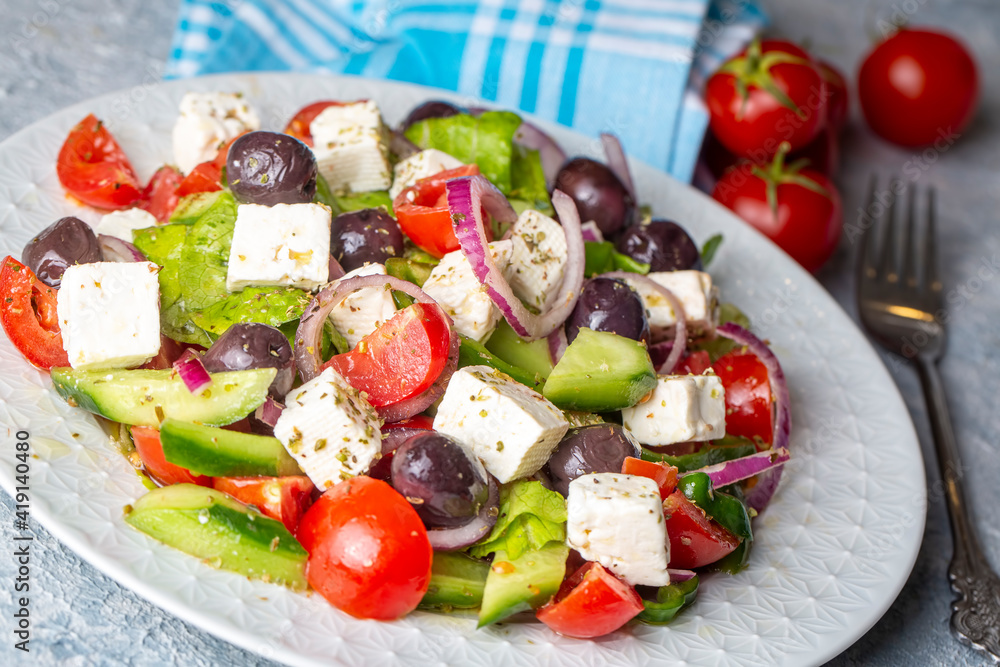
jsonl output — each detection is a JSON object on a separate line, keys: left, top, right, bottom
{"left": 859, "top": 28, "right": 977, "bottom": 147}
{"left": 393, "top": 164, "right": 482, "bottom": 258}
{"left": 713, "top": 350, "right": 774, "bottom": 446}
{"left": 712, "top": 142, "right": 842, "bottom": 273}
{"left": 706, "top": 40, "right": 827, "bottom": 159}
{"left": 818, "top": 60, "right": 850, "bottom": 132}
{"left": 296, "top": 476, "right": 432, "bottom": 620}
{"left": 130, "top": 426, "right": 212, "bottom": 488}
{"left": 536, "top": 562, "right": 644, "bottom": 638}
{"left": 322, "top": 302, "right": 451, "bottom": 408}
{"left": 213, "top": 476, "right": 315, "bottom": 534}
{"left": 175, "top": 132, "right": 247, "bottom": 197}
{"left": 674, "top": 350, "right": 712, "bottom": 375}
{"left": 663, "top": 490, "right": 740, "bottom": 569}
{"left": 621, "top": 457, "right": 678, "bottom": 500}
{"left": 56, "top": 114, "right": 143, "bottom": 210}
{"left": 140, "top": 165, "right": 184, "bottom": 222}
{"left": 0, "top": 256, "right": 69, "bottom": 370}
{"left": 284, "top": 101, "right": 344, "bottom": 146}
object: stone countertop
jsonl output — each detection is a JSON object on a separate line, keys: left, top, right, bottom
{"left": 0, "top": 0, "right": 997, "bottom": 665}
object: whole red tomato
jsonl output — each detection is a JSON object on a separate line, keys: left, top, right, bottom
{"left": 296, "top": 476, "right": 432, "bottom": 620}
{"left": 712, "top": 143, "right": 842, "bottom": 273}
{"left": 859, "top": 28, "right": 978, "bottom": 147}
{"left": 818, "top": 60, "right": 850, "bottom": 131}
{"left": 706, "top": 40, "right": 827, "bottom": 160}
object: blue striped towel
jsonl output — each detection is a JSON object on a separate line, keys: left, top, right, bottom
{"left": 166, "top": 0, "right": 765, "bottom": 183}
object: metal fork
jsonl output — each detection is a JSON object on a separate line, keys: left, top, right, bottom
{"left": 857, "top": 177, "right": 1000, "bottom": 662}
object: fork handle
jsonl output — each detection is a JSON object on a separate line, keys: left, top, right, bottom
{"left": 915, "top": 358, "right": 1000, "bottom": 658}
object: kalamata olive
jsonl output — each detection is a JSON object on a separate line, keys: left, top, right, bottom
{"left": 21, "top": 216, "right": 101, "bottom": 288}
{"left": 565, "top": 278, "right": 649, "bottom": 345}
{"left": 227, "top": 131, "right": 317, "bottom": 206}
{"left": 553, "top": 158, "right": 636, "bottom": 237}
{"left": 330, "top": 208, "right": 404, "bottom": 272}
{"left": 544, "top": 424, "right": 640, "bottom": 496}
{"left": 400, "top": 100, "right": 464, "bottom": 131}
{"left": 615, "top": 219, "right": 702, "bottom": 271}
{"left": 201, "top": 323, "right": 294, "bottom": 398}
{"left": 391, "top": 431, "right": 490, "bottom": 529}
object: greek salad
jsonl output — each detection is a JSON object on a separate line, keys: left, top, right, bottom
{"left": 0, "top": 92, "right": 791, "bottom": 638}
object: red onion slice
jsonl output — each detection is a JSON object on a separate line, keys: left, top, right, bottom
{"left": 715, "top": 323, "right": 792, "bottom": 512}
{"left": 98, "top": 234, "right": 147, "bottom": 263}
{"left": 547, "top": 327, "right": 568, "bottom": 366}
{"left": 375, "top": 327, "right": 459, "bottom": 423}
{"left": 328, "top": 254, "right": 346, "bottom": 281}
{"left": 684, "top": 447, "right": 791, "bottom": 489}
{"left": 667, "top": 568, "right": 697, "bottom": 583}
{"left": 601, "top": 133, "right": 637, "bottom": 205}
{"left": 427, "top": 474, "right": 500, "bottom": 551}
{"left": 254, "top": 396, "right": 284, "bottom": 428}
{"left": 602, "top": 271, "right": 687, "bottom": 373}
{"left": 513, "top": 121, "right": 567, "bottom": 189}
{"left": 446, "top": 176, "right": 585, "bottom": 341}
{"left": 173, "top": 348, "right": 212, "bottom": 394}
{"left": 580, "top": 221, "right": 604, "bottom": 243}
{"left": 389, "top": 128, "right": 420, "bottom": 161}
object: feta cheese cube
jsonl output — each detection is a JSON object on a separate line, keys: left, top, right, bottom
{"left": 621, "top": 373, "right": 726, "bottom": 445}
{"left": 310, "top": 101, "right": 392, "bottom": 193}
{"left": 95, "top": 208, "right": 158, "bottom": 242}
{"left": 56, "top": 261, "right": 161, "bottom": 370}
{"left": 433, "top": 365, "right": 569, "bottom": 483}
{"left": 624, "top": 270, "right": 719, "bottom": 341}
{"left": 388, "top": 149, "right": 464, "bottom": 200}
{"left": 566, "top": 473, "right": 670, "bottom": 587}
{"left": 274, "top": 367, "right": 382, "bottom": 490}
{"left": 226, "top": 203, "right": 332, "bottom": 292}
{"left": 421, "top": 241, "right": 512, "bottom": 342}
{"left": 504, "top": 209, "right": 568, "bottom": 312}
{"left": 328, "top": 263, "right": 398, "bottom": 349}
{"left": 172, "top": 92, "right": 260, "bottom": 174}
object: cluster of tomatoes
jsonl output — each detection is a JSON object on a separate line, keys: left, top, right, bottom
{"left": 703, "top": 28, "right": 978, "bottom": 273}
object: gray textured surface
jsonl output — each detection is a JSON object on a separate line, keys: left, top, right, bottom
{"left": 0, "top": 0, "right": 997, "bottom": 665}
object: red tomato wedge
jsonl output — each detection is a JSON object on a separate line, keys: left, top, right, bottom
{"left": 622, "top": 457, "right": 678, "bottom": 500}
{"left": 0, "top": 256, "right": 69, "bottom": 370}
{"left": 663, "top": 490, "right": 740, "bottom": 569}
{"left": 323, "top": 302, "right": 451, "bottom": 408}
{"left": 674, "top": 350, "right": 712, "bottom": 375}
{"left": 393, "top": 164, "right": 482, "bottom": 258}
{"left": 213, "top": 476, "right": 315, "bottom": 534}
{"left": 175, "top": 132, "right": 247, "bottom": 197}
{"left": 713, "top": 350, "right": 774, "bottom": 446}
{"left": 536, "top": 562, "right": 644, "bottom": 638}
{"left": 296, "top": 476, "right": 432, "bottom": 620}
{"left": 130, "top": 426, "right": 212, "bottom": 488}
{"left": 56, "top": 114, "right": 143, "bottom": 210}
{"left": 140, "top": 165, "right": 184, "bottom": 222}
{"left": 284, "top": 100, "right": 344, "bottom": 146}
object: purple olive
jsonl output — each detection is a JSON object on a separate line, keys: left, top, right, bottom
{"left": 21, "top": 216, "right": 101, "bottom": 288}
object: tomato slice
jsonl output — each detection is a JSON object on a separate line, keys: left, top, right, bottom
{"left": 713, "top": 350, "right": 774, "bottom": 446}
{"left": 0, "top": 256, "right": 69, "bottom": 370}
{"left": 56, "top": 114, "right": 142, "bottom": 210}
{"left": 674, "top": 350, "right": 712, "bottom": 375}
{"left": 139, "top": 165, "right": 184, "bottom": 222}
{"left": 283, "top": 100, "right": 345, "bottom": 146}
{"left": 213, "top": 476, "right": 316, "bottom": 534}
{"left": 323, "top": 302, "right": 451, "bottom": 408}
{"left": 622, "top": 457, "right": 678, "bottom": 500}
{"left": 663, "top": 490, "right": 740, "bottom": 569}
{"left": 296, "top": 476, "right": 432, "bottom": 620}
{"left": 175, "top": 132, "right": 247, "bottom": 197}
{"left": 393, "top": 164, "right": 482, "bottom": 258}
{"left": 536, "top": 562, "right": 644, "bottom": 638}
{"left": 130, "top": 426, "right": 212, "bottom": 487}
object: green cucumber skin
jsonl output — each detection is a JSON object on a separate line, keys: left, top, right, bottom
{"left": 159, "top": 419, "right": 302, "bottom": 477}
{"left": 418, "top": 552, "right": 490, "bottom": 610}
{"left": 485, "top": 319, "right": 554, "bottom": 380}
{"left": 125, "top": 484, "right": 308, "bottom": 590}
{"left": 50, "top": 368, "right": 275, "bottom": 427}
{"left": 477, "top": 542, "right": 569, "bottom": 627}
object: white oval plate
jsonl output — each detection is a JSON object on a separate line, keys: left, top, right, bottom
{"left": 0, "top": 73, "right": 925, "bottom": 667}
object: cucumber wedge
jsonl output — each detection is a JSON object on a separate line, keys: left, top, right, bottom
{"left": 478, "top": 542, "right": 569, "bottom": 627}
{"left": 50, "top": 367, "right": 275, "bottom": 427}
{"left": 419, "top": 551, "right": 490, "bottom": 611}
{"left": 159, "top": 418, "right": 302, "bottom": 477}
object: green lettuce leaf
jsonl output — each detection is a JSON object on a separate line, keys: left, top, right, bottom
{"left": 179, "top": 191, "right": 238, "bottom": 311}
{"left": 191, "top": 286, "right": 313, "bottom": 340}
{"left": 404, "top": 111, "right": 522, "bottom": 194}
{"left": 509, "top": 145, "right": 553, "bottom": 216}
{"left": 583, "top": 241, "right": 650, "bottom": 277}
{"left": 468, "top": 480, "right": 566, "bottom": 561}
{"left": 313, "top": 172, "right": 343, "bottom": 215}
{"left": 334, "top": 190, "right": 392, "bottom": 214}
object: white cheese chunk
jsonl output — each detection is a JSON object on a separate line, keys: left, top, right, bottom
{"left": 388, "top": 149, "right": 464, "bottom": 200}
{"left": 422, "top": 241, "right": 512, "bottom": 342}
{"left": 433, "top": 365, "right": 569, "bottom": 483}
{"left": 310, "top": 100, "right": 392, "bottom": 193}
{"left": 504, "top": 209, "right": 568, "bottom": 312}
{"left": 95, "top": 208, "right": 158, "bottom": 243}
{"left": 274, "top": 367, "right": 382, "bottom": 490}
{"left": 172, "top": 92, "right": 260, "bottom": 174}
{"left": 566, "top": 473, "right": 670, "bottom": 587}
{"left": 226, "top": 203, "right": 332, "bottom": 292}
{"left": 57, "top": 261, "right": 161, "bottom": 370}
{"left": 327, "top": 263, "right": 398, "bottom": 349}
{"left": 621, "top": 373, "right": 726, "bottom": 446}
{"left": 625, "top": 270, "right": 719, "bottom": 341}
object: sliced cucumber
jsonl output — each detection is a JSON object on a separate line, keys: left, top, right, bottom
{"left": 418, "top": 551, "right": 490, "bottom": 611}
{"left": 477, "top": 542, "right": 568, "bottom": 627}
{"left": 159, "top": 419, "right": 302, "bottom": 477}
{"left": 485, "top": 319, "right": 554, "bottom": 380}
